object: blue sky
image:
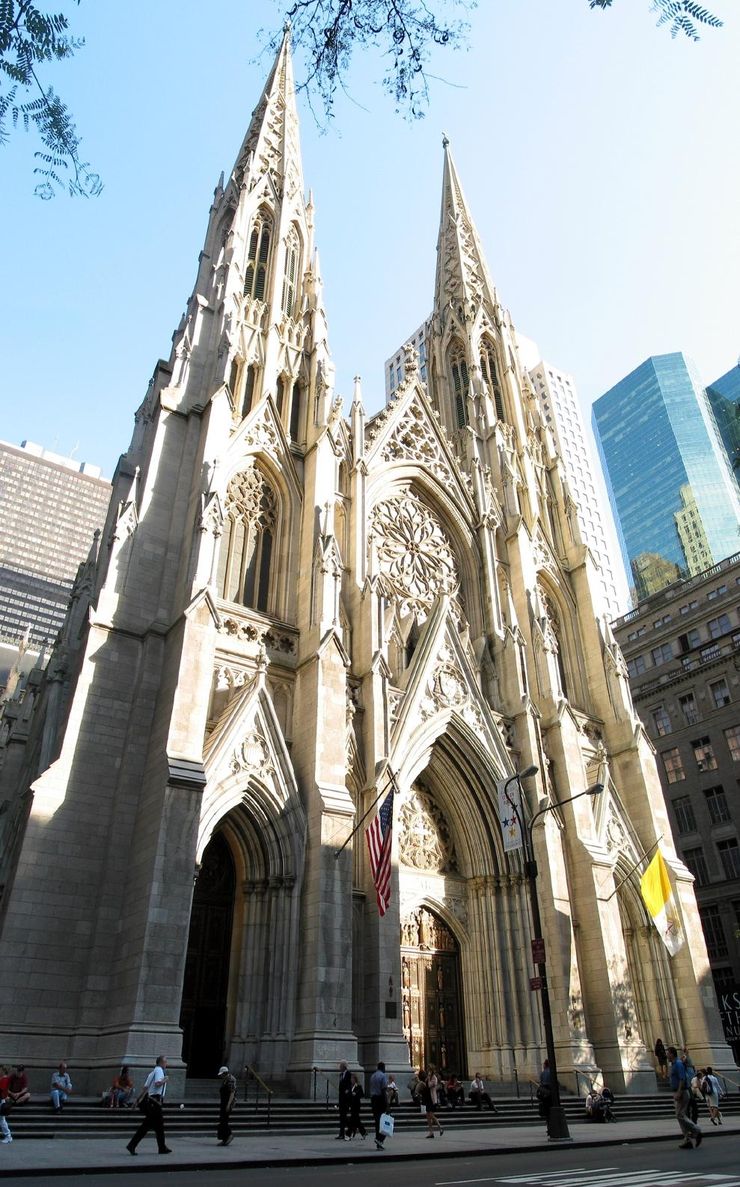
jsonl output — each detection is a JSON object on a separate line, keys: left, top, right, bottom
{"left": 1, "top": 0, "right": 737, "bottom": 479}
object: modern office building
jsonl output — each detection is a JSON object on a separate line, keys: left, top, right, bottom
{"left": 707, "top": 360, "right": 740, "bottom": 483}
{"left": 613, "top": 552, "right": 740, "bottom": 1061}
{"left": 0, "top": 31, "right": 729, "bottom": 1096}
{"left": 592, "top": 354, "right": 740, "bottom": 602}
{"left": 385, "top": 320, "right": 429, "bottom": 399}
{"left": 0, "top": 441, "right": 111, "bottom": 677}
{"left": 529, "top": 361, "right": 628, "bottom": 618}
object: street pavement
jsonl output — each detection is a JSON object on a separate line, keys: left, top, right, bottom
{"left": 0, "top": 1114, "right": 737, "bottom": 1177}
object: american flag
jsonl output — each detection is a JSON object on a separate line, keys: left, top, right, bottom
{"left": 365, "top": 789, "right": 394, "bottom": 916}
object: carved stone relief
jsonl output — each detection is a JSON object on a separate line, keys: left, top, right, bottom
{"left": 398, "top": 784, "right": 458, "bottom": 873}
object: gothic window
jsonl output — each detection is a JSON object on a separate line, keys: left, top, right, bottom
{"left": 289, "top": 381, "right": 302, "bottom": 441}
{"left": 480, "top": 339, "right": 505, "bottom": 421}
{"left": 228, "top": 357, "right": 242, "bottom": 404}
{"left": 281, "top": 225, "right": 301, "bottom": 318}
{"left": 448, "top": 343, "right": 469, "bottom": 429}
{"left": 241, "top": 365, "right": 257, "bottom": 418}
{"left": 244, "top": 210, "right": 272, "bottom": 301}
{"left": 217, "top": 466, "right": 277, "bottom": 612}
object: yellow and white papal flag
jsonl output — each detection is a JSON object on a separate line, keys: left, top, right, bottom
{"left": 640, "top": 850, "right": 684, "bottom": 957}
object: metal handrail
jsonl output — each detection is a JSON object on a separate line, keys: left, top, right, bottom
{"left": 243, "top": 1064, "right": 274, "bottom": 1128}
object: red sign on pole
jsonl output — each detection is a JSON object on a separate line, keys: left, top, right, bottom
{"left": 531, "top": 938, "right": 546, "bottom": 965}
{"left": 530, "top": 976, "right": 543, "bottom": 991}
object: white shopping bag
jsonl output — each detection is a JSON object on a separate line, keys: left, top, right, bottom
{"left": 379, "top": 1112, "right": 394, "bottom": 1137}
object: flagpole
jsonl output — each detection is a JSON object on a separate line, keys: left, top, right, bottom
{"left": 334, "top": 769, "right": 398, "bottom": 860}
{"left": 601, "top": 835, "right": 663, "bottom": 902}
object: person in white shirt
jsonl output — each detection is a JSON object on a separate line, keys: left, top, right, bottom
{"left": 702, "top": 1066, "right": 723, "bottom": 1126}
{"left": 469, "top": 1073, "right": 495, "bottom": 1112}
{"left": 50, "top": 1063, "right": 72, "bottom": 1113}
{"left": 126, "top": 1056, "right": 171, "bottom": 1155}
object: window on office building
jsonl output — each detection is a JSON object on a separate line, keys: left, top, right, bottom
{"left": 699, "top": 904, "right": 728, "bottom": 959}
{"left": 704, "top": 785, "right": 730, "bottom": 826}
{"left": 662, "top": 747, "right": 685, "bottom": 784}
{"left": 678, "top": 692, "right": 699, "bottom": 725}
{"left": 678, "top": 629, "right": 701, "bottom": 652}
{"left": 692, "top": 737, "right": 718, "bottom": 772}
{"left": 673, "top": 796, "right": 696, "bottom": 834}
{"left": 652, "top": 705, "right": 672, "bottom": 736}
{"left": 628, "top": 655, "right": 646, "bottom": 678}
{"left": 724, "top": 725, "right": 740, "bottom": 761}
{"left": 683, "top": 846, "right": 709, "bottom": 885}
{"left": 708, "top": 613, "right": 731, "bottom": 639}
{"left": 651, "top": 642, "right": 674, "bottom": 666}
{"left": 717, "top": 838, "right": 740, "bottom": 880}
{"left": 709, "top": 677, "right": 731, "bottom": 708}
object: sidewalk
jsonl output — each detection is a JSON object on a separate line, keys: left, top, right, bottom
{"left": 0, "top": 1115, "right": 737, "bottom": 1177}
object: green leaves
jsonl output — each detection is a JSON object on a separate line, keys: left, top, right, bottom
{"left": 0, "top": 0, "right": 101, "bottom": 197}
{"left": 589, "top": 0, "right": 723, "bottom": 40}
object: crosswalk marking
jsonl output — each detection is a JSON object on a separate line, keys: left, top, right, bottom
{"left": 436, "top": 1171, "right": 740, "bottom": 1187}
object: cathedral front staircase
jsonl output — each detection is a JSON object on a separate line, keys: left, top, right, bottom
{"left": 5, "top": 1090, "right": 737, "bottom": 1139}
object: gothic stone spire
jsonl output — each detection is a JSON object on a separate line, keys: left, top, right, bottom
{"left": 434, "top": 138, "right": 497, "bottom": 328}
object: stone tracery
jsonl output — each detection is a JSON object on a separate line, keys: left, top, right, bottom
{"left": 370, "top": 490, "right": 458, "bottom": 611}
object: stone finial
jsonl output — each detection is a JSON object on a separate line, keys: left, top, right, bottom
{"left": 442, "top": 132, "right": 450, "bottom": 149}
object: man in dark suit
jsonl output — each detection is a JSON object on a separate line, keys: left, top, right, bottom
{"left": 336, "top": 1061, "right": 352, "bottom": 1140}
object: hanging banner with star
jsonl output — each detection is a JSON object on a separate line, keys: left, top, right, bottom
{"left": 497, "top": 778, "right": 523, "bottom": 853}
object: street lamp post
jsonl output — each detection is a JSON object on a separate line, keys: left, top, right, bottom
{"left": 503, "top": 767, "right": 604, "bottom": 1141}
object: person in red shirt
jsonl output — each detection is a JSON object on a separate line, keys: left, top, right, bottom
{"left": 7, "top": 1066, "right": 30, "bottom": 1105}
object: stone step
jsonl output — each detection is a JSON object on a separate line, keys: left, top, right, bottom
{"left": 4, "top": 1092, "right": 737, "bottom": 1139}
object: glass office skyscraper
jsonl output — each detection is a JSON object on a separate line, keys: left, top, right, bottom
{"left": 707, "top": 360, "right": 740, "bottom": 483}
{"left": 592, "top": 353, "right": 740, "bottom": 601}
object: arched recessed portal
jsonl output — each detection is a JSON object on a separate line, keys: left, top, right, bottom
{"left": 180, "top": 832, "right": 235, "bottom": 1076}
{"left": 401, "top": 906, "right": 465, "bottom": 1077}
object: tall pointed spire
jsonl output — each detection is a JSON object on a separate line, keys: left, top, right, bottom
{"left": 434, "top": 137, "right": 497, "bottom": 321}
{"left": 232, "top": 23, "right": 304, "bottom": 202}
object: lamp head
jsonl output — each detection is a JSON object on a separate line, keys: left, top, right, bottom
{"left": 520, "top": 764, "right": 539, "bottom": 779}
{"left": 588, "top": 783, "right": 605, "bottom": 796}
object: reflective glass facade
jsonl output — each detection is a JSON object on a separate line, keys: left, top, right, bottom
{"left": 592, "top": 354, "right": 740, "bottom": 601}
{"left": 707, "top": 362, "right": 740, "bottom": 483}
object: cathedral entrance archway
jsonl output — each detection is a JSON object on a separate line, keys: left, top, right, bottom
{"left": 180, "top": 831, "right": 235, "bottom": 1077}
{"left": 401, "top": 906, "right": 466, "bottom": 1077}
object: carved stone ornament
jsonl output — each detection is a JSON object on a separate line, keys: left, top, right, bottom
{"left": 378, "top": 393, "right": 465, "bottom": 493}
{"left": 230, "top": 729, "right": 273, "bottom": 780}
{"left": 225, "top": 466, "right": 277, "bottom": 530}
{"left": 370, "top": 491, "right": 458, "bottom": 609}
{"left": 400, "top": 905, "right": 457, "bottom": 951}
{"left": 398, "top": 784, "right": 457, "bottom": 873}
{"left": 242, "top": 416, "right": 280, "bottom": 460}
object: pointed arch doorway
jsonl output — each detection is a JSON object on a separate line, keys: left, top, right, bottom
{"left": 401, "top": 906, "right": 466, "bottom": 1077}
{"left": 180, "top": 832, "right": 235, "bottom": 1077}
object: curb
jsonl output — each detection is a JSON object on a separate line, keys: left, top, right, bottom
{"left": 1, "top": 1126, "right": 735, "bottom": 1178}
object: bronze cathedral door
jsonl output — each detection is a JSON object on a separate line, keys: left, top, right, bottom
{"left": 401, "top": 906, "right": 465, "bottom": 1077}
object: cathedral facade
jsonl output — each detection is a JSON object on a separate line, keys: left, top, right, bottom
{"left": 0, "top": 31, "right": 729, "bottom": 1096}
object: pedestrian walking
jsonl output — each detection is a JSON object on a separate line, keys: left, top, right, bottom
{"left": 536, "top": 1059, "right": 552, "bottom": 1135}
{"left": 369, "top": 1061, "right": 388, "bottom": 1150}
{"left": 419, "top": 1069, "right": 444, "bottom": 1140}
{"left": 336, "top": 1060, "right": 352, "bottom": 1140}
{"left": 216, "top": 1065, "right": 237, "bottom": 1146}
{"left": 667, "top": 1045, "right": 702, "bottom": 1150}
{"left": 654, "top": 1037, "right": 668, "bottom": 1081}
{"left": 702, "top": 1066, "right": 724, "bottom": 1126}
{"left": 126, "top": 1055, "right": 171, "bottom": 1156}
{"left": 348, "top": 1073, "right": 367, "bottom": 1139}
